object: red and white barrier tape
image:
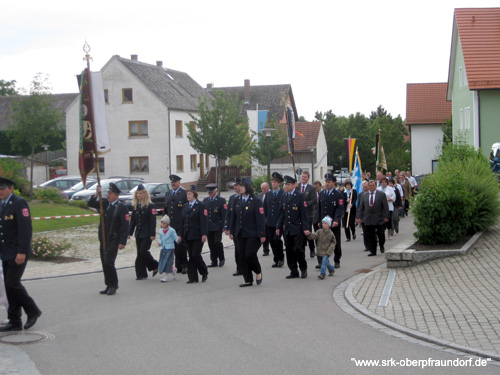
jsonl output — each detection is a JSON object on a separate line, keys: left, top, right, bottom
{"left": 32, "top": 214, "right": 101, "bottom": 220}
{"left": 32, "top": 208, "right": 164, "bottom": 220}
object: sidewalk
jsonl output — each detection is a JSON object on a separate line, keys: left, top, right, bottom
{"left": 339, "top": 222, "right": 500, "bottom": 362}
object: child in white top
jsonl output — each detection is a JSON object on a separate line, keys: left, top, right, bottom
{"left": 157, "top": 215, "right": 180, "bottom": 282}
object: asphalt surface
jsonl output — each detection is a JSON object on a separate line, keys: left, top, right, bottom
{"left": 1, "top": 197, "right": 499, "bottom": 374}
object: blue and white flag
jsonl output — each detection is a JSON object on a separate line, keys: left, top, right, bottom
{"left": 351, "top": 150, "right": 363, "bottom": 206}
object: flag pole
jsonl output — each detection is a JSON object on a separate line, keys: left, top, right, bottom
{"left": 281, "top": 92, "right": 297, "bottom": 180}
{"left": 346, "top": 147, "right": 356, "bottom": 228}
{"left": 83, "top": 41, "right": 106, "bottom": 250}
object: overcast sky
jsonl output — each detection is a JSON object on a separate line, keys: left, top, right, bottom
{"left": 1, "top": 1, "right": 498, "bottom": 121}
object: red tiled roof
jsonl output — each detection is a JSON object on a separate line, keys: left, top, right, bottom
{"left": 277, "top": 122, "right": 321, "bottom": 152}
{"left": 406, "top": 83, "right": 451, "bottom": 125}
{"left": 455, "top": 8, "right": 500, "bottom": 89}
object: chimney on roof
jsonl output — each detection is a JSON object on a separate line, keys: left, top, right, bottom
{"left": 206, "top": 83, "right": 213, "bottom": 90}
{"left": 131, "top": 54, "right": 138, "bottom": 61}
{"left": 244, "top": 79, "right": 250, "bottom": 103}
{"left": 156, "top": 61, "right": 163, "bottom": 67}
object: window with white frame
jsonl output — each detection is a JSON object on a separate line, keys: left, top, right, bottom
{"left": 460, "top": 108, "right": 464, "bottom": 130}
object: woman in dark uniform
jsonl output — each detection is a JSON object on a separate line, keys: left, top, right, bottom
{"left": 229, "top": 178, "right": 266, "bottom": 287}
{"left": 179, "top": 189, "right": 209, "bottom": 284}
{"left": 128, "top": 184, "right": 158, "bottom": 280}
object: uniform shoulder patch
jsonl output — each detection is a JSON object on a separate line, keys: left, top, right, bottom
{"left": 22, "top": 208, "right": 29, "bottom": 217}
{"left": 304, "top": 201, "right": 307, "bottom": 207}
{"left": 224, "top": 203, "right": 227, "bottom": 209}
{"left": 204, "top": 209, "right": 208, "bottom": 216}
{"left": 125, "top": 214, "right": 130, "bottom": 221}
{"left": 259, "top": 207, "right": 264, "bottom": 214}
{"left": 152, "top": 208, "right": 156, "bottom": 215}
{"left": 339, "top": 199, "right": 344, "bottom": 205}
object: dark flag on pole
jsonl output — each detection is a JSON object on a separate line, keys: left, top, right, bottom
{"left": 286, "top": 105, "right": 295, "bottom": 155}
{"left": 79, "top": 68, "right": 96, "bottom": 186}
{"left": 78, "top": 68, "right": 110, "bottom": 185}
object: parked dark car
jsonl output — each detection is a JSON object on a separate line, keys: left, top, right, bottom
{"left": 414, "top": 174, "right": 427, "bottom": 191}
{"left": 71, "top": 178, "right": 145, "bottom": 202}
{"left": 119, "top": 183, "right": 171, "bottom": 212}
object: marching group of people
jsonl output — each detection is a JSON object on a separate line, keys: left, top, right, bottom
{"left": 86, "top": 168, "right": 418, "bottom": 294}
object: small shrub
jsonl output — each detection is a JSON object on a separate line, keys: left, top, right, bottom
{"left": 31, "top": 236, "right": 70, "bottom": 259}
{"left": 33, "top": 187, "right": 66, "bottom": 204}
{"left": 413, "top": 143, "right": 500, "bottom": 244}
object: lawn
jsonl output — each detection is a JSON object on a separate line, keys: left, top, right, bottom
{"left": 30, "top": 202, "right": 100, "bottom": 233}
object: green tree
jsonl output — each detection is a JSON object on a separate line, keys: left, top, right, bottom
{"left": 0, "top": 79, "right": 18, "bottom": 96}
{"left": 7, "top": 73, "right": 63, "bottom": 199}
{"left": 187, "top": 91, "right": 250, "bottom": 188}
{"left": 316, "top": 106, "right": 410, "bottom": 175}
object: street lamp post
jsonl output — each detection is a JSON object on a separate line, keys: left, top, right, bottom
{"left": 42, "top": 144, "right": 50, "bottom": 181}
{"left": 310, "top": 146, "right": 316, "bottom": 182}
{"left": 262, "top": 126, "right": 275, "bottom": 184}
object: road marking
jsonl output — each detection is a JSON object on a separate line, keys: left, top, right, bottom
{"left": 378, "top": 269, "right": 396, "bottom": 307}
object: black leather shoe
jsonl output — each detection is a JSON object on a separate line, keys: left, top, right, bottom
{"left": 380, "top": 247, "right": 385, "bottom": 253}
{"left": 368, "top": 253, "right": 377, "bottom": 257}
{"left": 136, "top": 277, "right": 147, "bottom": 280}
{"left": 310, "top": 250, "right": 315, "bottom": 258}
{"left": 186, "top": 280, "right": 198, "bottom": 284}
{"left": 315, "top": 265, "right": 321, "bottom": 269}
{"left": 233, "top": 271, "right": 242, "bottom": 276}
{"left": 346, "top": 239, "right": 351, "bottom": 242}
{"left": 207, "top": 263, "right": 218, "bottom": 268}
{"left": 99, "top": 287, "right": 109, "bottom": 294}
{"left": 0, "top": 323, "right": 22, "bottom": 332}
{"left": 219, "top": 260, "right": 225, "bottom": 267}
{"left": 286, "top": 274, "right": 300, "bottom": 279}
{"left": 353, "top": 234, "right": 356, "bottom": 240}
{"left": 256, "top": 274, "right": 262, "bottom": 285}
{"left": 24, "top": 311, "right": 42, "bottom": 330}
{"left": 301, "top": 271, "right": 308, "bottom": 279}
{"left": 262, "top": 252, "right": 270, "bottom": 256}
{"left": 181, "top": 268, "right": 188, "bottom": 274}
{"left": 277, "top": 261, "right": 284, "bottom": 268}
{"left": 239, "top": 282, "right": 253, "bottom": 287}
{"left": 202, "top": 274, "right": 208, "bottom": 282}
{"left": 107, "top": 288, "right": 117, "bottom": 295}
{"left": 271, "top": 263, "right": 278, "bottom": 268}
{"left": 152, "top": 269, "right": 158, "bottom": 277}
{"left": 334, "top": 262, "right": 340, "bottom": 268}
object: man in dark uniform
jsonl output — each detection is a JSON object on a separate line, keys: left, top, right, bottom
{"left": 318, "top": 173, "right": 344, "bottom": 268}
{"left": 276, "top": 175, "right": 311, "bottom": 279}
{"left": 224, "top": 178, "right": 242, "bottom": 276}
{"left": 264, "top": 172, "right": 285, "bottom": 268}
{"left": 203, "top": 183, "right": 227, "bottom": 268}
{"left": 0, "top": 177, "right": 42, "bottom": 332}
{"left": 298, "top": 171, "right": 317, "bottom": 258}
{"left": 164, "top": 175, "right": 188, "bottom": 274}
{"left": 88, "top": 183, "right": 129, "bottom": 295}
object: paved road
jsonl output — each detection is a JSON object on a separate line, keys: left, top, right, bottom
{"left": 2, "top": 214, "right": 498, "bottom": 374}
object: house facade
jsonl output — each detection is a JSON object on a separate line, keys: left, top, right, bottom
{"left": 406, "top": 83, "right": 452, "bottom": 175}
{"left": 214, "top": 80, "right": 327, "bottom": 181}
{"left": 66, "top": 55, "right": 214, "bottom": 186}
{"left": 447, "top": 8, "right": 500, "bottom": 156}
